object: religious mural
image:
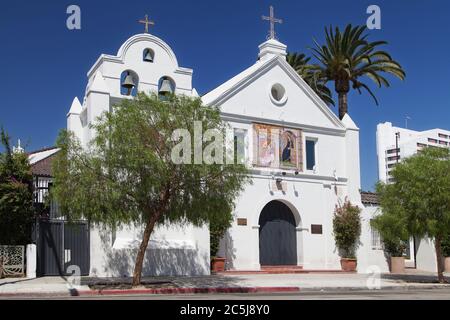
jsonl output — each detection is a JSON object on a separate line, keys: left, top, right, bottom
{"left": 253, "top": 124, "right": 302, "bottom": 170}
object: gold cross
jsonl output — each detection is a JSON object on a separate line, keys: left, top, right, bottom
{"left": 138, "top": 14, "right": 155, "bottom": 33}
{"left": 262, "top": 6, "right": 283, "bottom": 40}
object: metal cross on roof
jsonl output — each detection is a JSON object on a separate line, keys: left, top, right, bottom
{"left": 138, "top": 14, "right": 155, "bottom": 33}
{"left": 262, "top": 6, "right": 283, "bottom": 40}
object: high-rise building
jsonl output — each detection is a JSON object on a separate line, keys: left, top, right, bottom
{"left": 376, "top": 122, "right": 450, "bottom": 183}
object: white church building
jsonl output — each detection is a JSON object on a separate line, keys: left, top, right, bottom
{"left": 64, "top": 14, "right": 409, "bottom": 277}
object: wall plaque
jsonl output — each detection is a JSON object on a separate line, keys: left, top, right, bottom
{"left": 237, "top": 218, "right": 247, "bottom": 226}
{"left": 311, "top": 224, "right": 323, "bottom": 234}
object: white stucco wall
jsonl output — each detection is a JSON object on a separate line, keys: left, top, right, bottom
{"left": 416, "top": 238, "right": 438, "bottom": 272}
{"left": 223, "top": 175, "right": 345, "bottom": 271}
{"left": 89, "top": 222, "right": 210, "bottom": 277}
{"left": 357, "top": 204, "right": 438, "bottom": 274}
{"left": 356, "top": 205, "right": 390, "bottom": 273}
{"left": 206, "top": 40, "right": 362, "bottom": 272}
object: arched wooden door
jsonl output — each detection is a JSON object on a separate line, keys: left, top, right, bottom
{"left": 259, "top": 201, "right": 297, "bottom": 266}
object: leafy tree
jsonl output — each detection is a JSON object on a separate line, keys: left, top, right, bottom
{"left": 286, "top": 52, "right": 334, "bottom": 106}
{"left": 52, "top": 93, "right": 249, "bottom": 286}
{"left": 0, "top": 128, "right": 35, "bottom": 245}
{"left": 310, "top": 24, "right": 406, "bottom": 119}
{"left": 332, "top": 199, "right": 361, "bottom": 259}
{"left": 376, "top": 147, "right": 450, "bottom": 283}
{"left": 371, "top": 210, "right": 409, "bottom": 257}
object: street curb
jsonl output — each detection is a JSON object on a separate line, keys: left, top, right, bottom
{"left": 0, "top": 286, "right": 300, "bottom": 297}
{"left": 296, "top": 284, "right": 450, "bottom": 293}
{"left": 1, "top": 284, "right": 450, "bottom": 298}
{"left": 79, "top": 286, "right": 301, "bottom": 296}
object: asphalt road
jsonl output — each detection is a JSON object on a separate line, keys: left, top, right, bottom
{"left": 3, "top": 288, "right": 450, "bottom": 300}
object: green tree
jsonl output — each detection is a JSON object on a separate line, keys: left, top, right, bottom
{"left": 332, "top": 199, "right": 361, "bottom": 259}
{"left": 0, "top": 128, "right": 35, "bottom": 245}
{"left": 310, "top": 24, "right": 406, "bottom": 120}
{"left": 286, "top": 52, "right": 334, "bottom": 106}
{"left": 52, "top": 93, "right": 249, "bottom": 286}
{"left": 376, "top": 147, "right": 450, "bottom": 283}
{"left": 371, "top": 210, "right": 409, "bottom": 257}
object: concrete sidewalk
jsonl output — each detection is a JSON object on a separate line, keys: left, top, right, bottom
{"left": 1, "top": 272, "right": 449, "bottom": 297}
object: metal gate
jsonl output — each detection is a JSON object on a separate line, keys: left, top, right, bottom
{"left": 0, "top": 246, "right": 25, "bottom": 277}
{"left": 36, "top": 220, "right": 90, "bottom": 276}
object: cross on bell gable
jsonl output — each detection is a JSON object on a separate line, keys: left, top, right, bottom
{"left": 138, "top": 14, "right": 155, "bottom": 33}
{"left": 262, "top": 5, "right": 283, "bottom": 40}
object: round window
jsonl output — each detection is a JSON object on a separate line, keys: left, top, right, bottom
{"left": 270, "top": 83, "right": 287, "bottom": 105}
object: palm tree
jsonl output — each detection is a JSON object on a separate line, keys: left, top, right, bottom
{"left": 311, "top": 24, "right": 406, "bottom": 120}
{"left": 286, "top": 52, "right": 334, "bottom": 106}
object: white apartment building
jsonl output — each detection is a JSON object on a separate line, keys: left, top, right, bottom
{"left": 376, "top": 122, "right": 450, "bottom": 183}
{"left": 375, "top": 122, "right": 449, "bottom": 271}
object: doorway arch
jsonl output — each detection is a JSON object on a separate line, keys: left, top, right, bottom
{"left": 258, "top": 200, "right": 297, "bottom": 266}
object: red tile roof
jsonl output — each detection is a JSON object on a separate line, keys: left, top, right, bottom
{"left": 360, "top": 191, "right": 379, "bottom": 205}
{"left": 31, "top": 151, "right": 59, "bottom": 177}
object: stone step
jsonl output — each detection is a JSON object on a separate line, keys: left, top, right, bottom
{"left": 219, "top": 267, "right": 355, "bottom": 275}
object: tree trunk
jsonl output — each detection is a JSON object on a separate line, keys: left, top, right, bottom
{"left": 434, "top": 237, "right": 446, "bottom": 283}
{"left": 335, "top": 80, "right": 350, "bottom": 120}
{"left": 338, "top": 92, "right": 348, "bottom": 120}
{"left": 0, "top": 257, "right": 4, "bottom": 279}
{"left": 132, "top": 213, "right": 160, "bottom": 286}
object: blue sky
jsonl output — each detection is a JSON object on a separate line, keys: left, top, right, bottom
{"left": 0, "top": 0, "right": 449, "bottom": 191}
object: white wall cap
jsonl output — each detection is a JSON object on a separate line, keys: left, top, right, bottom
{"left": 342, "top": 113, "right": 359, "bottom": 130}
{"left": 87, "top": 33, "right": 193, "bottom": 78}
{"left": 28, "top": 148, "right": 60, "bottom": 165}
{"left": 258, "top": 38, "right": 287, "bottom": 61}
{"left": 67, "top": 97, "right": 82, "bottom": 116}
{"left": 88, "top": 71, "right": 109, "bottom": 94}
{"left": 202, "top": 55, "right": 345, "bottom": 130}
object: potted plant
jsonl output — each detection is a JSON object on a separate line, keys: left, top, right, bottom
{"left": 383, "top": 239, "right": 408, "bottom": 273}
{"left": 371, "top": 209, "right": 409, "bottom": 273}
{"left": 210, "top": 217, "right": 232, "bottom": 273}
{"left": 442, "top": 235, "right": 450, "bottom": 273}
{"left": 333, "top": 199, "right": 361, "bottom": 272}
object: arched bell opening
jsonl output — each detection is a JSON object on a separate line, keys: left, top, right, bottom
{"left": 143, "top": 48, "right": 155, "bottom": 62}
{"left": 120, "top": 70, "right": 139, "bottom": 96}
{"left": 158, "top": 76, "right": 175, "bottom": 100}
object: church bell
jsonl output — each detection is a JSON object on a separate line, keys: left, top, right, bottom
{"left": 122, "top": 73, "right": 136, "bottom": 89}
{"left": 122, "top": 72, "right": 136, "bottom": 95}
{"left": 159, "top": 79, "right": 173, "bottom": 95}
{"left": 143, "top": 50, "right": 154, "bottom": 62}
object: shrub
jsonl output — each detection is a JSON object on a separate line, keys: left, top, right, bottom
{"left": 0, "top": 129, "right": 35, "bottom": 245}
{"left": 333, "top": 199, "right": 361, "bottom": 259}
{"left": 210, "top": 215, "right": 232, "bottom": 259}
{"left": 370, "top": 206, "right": 409, "bottom": 257}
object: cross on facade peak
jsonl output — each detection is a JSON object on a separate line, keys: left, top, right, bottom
{"left": 262, "top": 5, "right": 283, "bottom": 40}
{"left": 138, "top": 14, "right": 155, "bottom": 33}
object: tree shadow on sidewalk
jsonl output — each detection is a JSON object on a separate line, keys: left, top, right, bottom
{"left": 82, "top": 274, "right": 245, "bottom": 290}
{"left": 382, "top": 273, "right": 450, "bottom": 284}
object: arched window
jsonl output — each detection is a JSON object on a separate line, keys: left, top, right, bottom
{"left": 143, "top": 48, "right": 154, "bottom": 62}
{"left": 158, "top": 76, "right": 175, "bottom": 99}
{"left": 120, "top": 70, "right": 139, "bottom": 96}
